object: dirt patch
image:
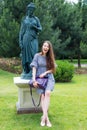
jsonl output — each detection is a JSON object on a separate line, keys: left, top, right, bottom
{"left": 0, "top": 58, "right": 22, "bottom": 74}
{"left": 75, "top": 68, "right": 87, "bottom": 74}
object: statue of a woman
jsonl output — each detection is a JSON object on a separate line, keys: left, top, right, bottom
{"left": 19, "top": 2, "right": 42, "bottom": 79}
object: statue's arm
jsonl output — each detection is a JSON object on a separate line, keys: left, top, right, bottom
{"left": 33, "top": 17, "right": 42, "bottom": 31}
{"left": 19, "top": 20, "right": 25, "bottom": 49}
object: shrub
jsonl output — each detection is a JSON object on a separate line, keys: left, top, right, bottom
{"left": 54, "top": 60, "right": 74, "bottom": 82}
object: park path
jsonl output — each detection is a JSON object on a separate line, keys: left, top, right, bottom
{"left": 74, "top": 64, "right": 87, "bottom": 67}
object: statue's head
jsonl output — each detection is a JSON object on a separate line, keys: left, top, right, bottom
{"left": 27, "top": 2, "right": 36, "bottom": 10}
{"left": 26, "top": 2, "right": 36, "bottom": 16}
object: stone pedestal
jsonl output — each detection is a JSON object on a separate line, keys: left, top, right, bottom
{"left": 14, "top": 77, "right": 42, "bottom": 114}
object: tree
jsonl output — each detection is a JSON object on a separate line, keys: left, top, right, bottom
{"left": 49, "top": 0, "right": 86, "bottom": 67}
{"left": 0, "top": 0, "right": 87, "bottom": 61}
{"left": 0, "top": 0, "right": 35, "bottom": 57}
{"left": 80, "top": 42, "right": 87, "bottom": 58}
{"left": 0, "top": 0, "right": 53, "bottom": 57}
{"left": 0, "top": 6, "right": 19, "bottom": 57}
{"left": 34, "top": 0, "right": 54, "bottom": 49}
{"left": 49, "top": 0, "right": 77, "bottom": 59}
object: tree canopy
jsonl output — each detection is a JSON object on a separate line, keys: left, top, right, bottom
{"left": 0, "top": 0, "right": 87, "bottom": 66}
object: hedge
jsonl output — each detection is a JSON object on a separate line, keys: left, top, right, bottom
{"left": 54, "top": 60, "right": 74, "bottom": 82}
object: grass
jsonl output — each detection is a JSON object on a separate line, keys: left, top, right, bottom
{"left": 0, "top": 69, "right": 87, "bottom": 130}
{"left": 69, "top": 59, "right": 87, "bottom": 64}
{"left": 56, "top": 59, "right": 87, "bottom": 64}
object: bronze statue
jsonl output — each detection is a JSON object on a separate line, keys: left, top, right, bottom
{"left": 19, "top": 2, "right": 42, "bottom": 79}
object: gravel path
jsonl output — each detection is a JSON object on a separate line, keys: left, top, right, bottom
{"left": 74, "top": 64, "right": 87, "bottom": 67}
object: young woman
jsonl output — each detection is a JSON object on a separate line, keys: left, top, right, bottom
{"left": 30, "top": 40, "right": 56, "bottom": 127}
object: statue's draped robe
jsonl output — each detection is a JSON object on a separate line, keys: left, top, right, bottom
{"left": 19, "top": 16, "right": 42, "bottom": 73}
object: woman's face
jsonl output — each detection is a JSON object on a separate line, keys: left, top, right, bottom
{"left": 42, "top": 42, "right": 49, "bottom": 55}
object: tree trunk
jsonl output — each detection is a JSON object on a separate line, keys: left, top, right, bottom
{"left": 70, "top": 56, "right": 73, "bottom": 62}
{"left": 77, "top": 41, "right": 81, "bottom": 68}
{"left": 77, "top": 53, "right": 81, "bottom": 68}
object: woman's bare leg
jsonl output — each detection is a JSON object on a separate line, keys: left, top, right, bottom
{"left": 43, "top": 91, "right": 50, "bottom": 118}
{"left": 40, "top": 91, "right": 52, "bottom": 127}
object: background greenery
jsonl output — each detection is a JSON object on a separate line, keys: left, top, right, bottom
{"left": 0, "top": 69, "right": 87, "bottom": 130}
{"left": 54, "top": 60, "right": 74, "bottom": 82}
{"left": 0, "top": 0, "right": 87, "bottom": 67}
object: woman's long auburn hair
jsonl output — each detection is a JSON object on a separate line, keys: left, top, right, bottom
{"left": 41, "top": 41, "right": 56, "bottom": 73}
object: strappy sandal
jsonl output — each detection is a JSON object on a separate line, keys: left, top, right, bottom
{"left": 46, "top": 118, "right": 52, "bottom": 127}
{"left": 40, "top": 116, "right": 45, "bottom": 126}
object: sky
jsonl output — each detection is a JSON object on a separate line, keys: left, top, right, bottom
{"left": 66, "top": 0, "right": 78, "bottom": 3}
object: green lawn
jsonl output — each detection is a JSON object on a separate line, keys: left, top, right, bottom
{"left": 69, "top": 59, "right": 87, "bottom": 64}
{"left": 0, "top": 69, "right": 87, "bottom": 130}
{"left": 56, "top": 59, "right": 87, "bottom": 64}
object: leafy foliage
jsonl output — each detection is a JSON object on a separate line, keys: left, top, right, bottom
{"left": 80, "top": 42, "right": 87, "bottom": 58}
{"left": 0, "top": 2, "right": 19, "bottom": 57}
{"left": 0, "top": 0, "right": 87, "bottom": 61}
{"left": 54, "top": 60, "right": 74, "bottom": 82}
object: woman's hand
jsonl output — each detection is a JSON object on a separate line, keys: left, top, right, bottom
{"left": 39, "top": 72, "right": 47, "bottom": 78}
{"left": 39, "top": 70, "right": 52, "bottom": 78}
{"left": 33, "top": 81, "right": 39, "bottom": 88}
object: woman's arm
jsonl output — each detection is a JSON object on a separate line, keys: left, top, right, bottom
{"left": 39, "top": 69, "right": 53, "bottom": 78}
{"left": 33, "top": 16, "right": 42, "bottom": 31}
{"left": 32, "top": 67, "right": 38, "bottom": 88}
{"left": 32, "top": 67, "right": 36, "bottom": 81}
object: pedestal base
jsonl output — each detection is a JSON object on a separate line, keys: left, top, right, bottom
{"left": 16, "top": 107, "right": 42, "bottom": 114}
{"left": 14, "top": 77, "right": 42, "bottom": 114}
